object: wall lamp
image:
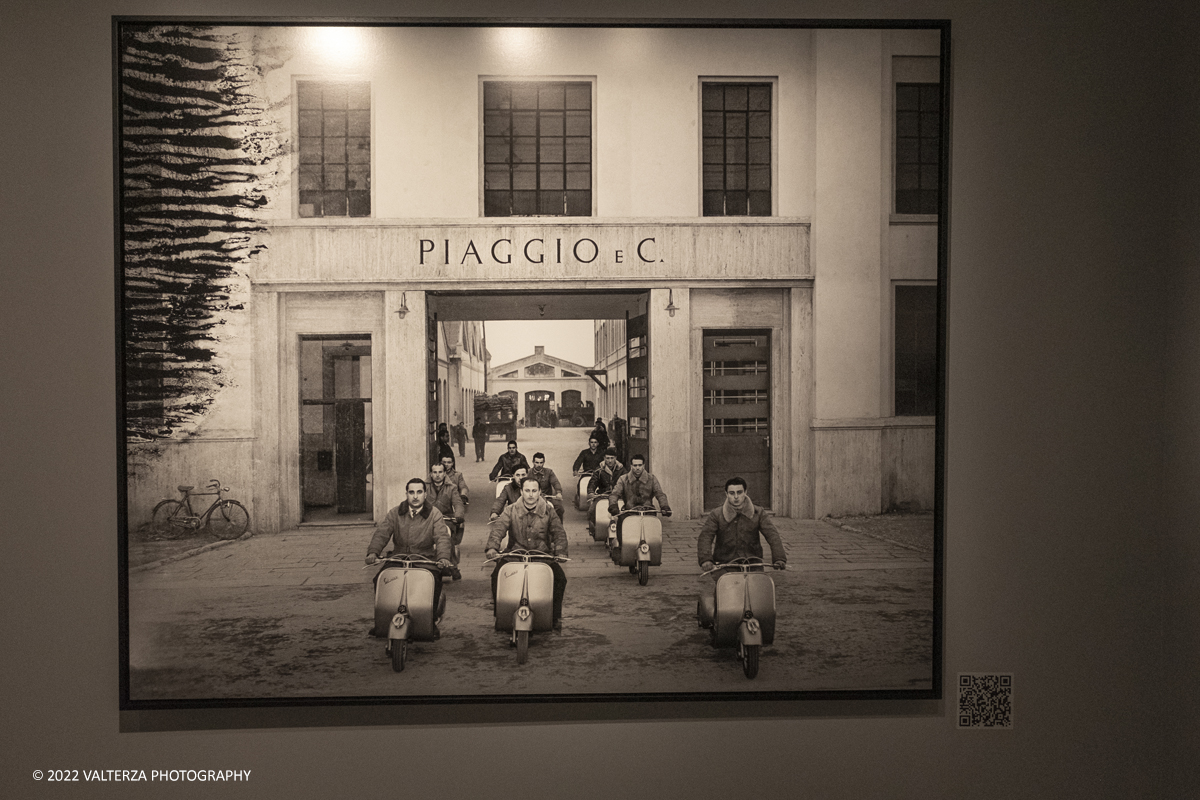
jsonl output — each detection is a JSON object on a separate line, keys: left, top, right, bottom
{"left": 665, "top": 289, "right": 678, "bottom": 318}
{"left": 396, "top": 292, "right": 409, "bottom": 319}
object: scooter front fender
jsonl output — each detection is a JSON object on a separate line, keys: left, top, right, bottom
{"left": 738, "top": 618, "right": 763, "bottom": 647}
{"left": 616, "top": 516, "right": 662, "bottom": 566}
{"left": 513, "top": 604, "right": 534, "bottom": 632}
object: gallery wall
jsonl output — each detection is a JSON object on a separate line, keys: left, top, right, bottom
{"left": 1163, "top": 4, "right": 1200, "bottom": 795}
{"left": 3, "top": 0, "right": 1196, "bottom": 797}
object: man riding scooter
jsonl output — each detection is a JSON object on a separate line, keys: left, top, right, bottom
{"left": 588, "top": 447, "right": 626, "bottom": 537}
{"left": 488, "top": 439, "right": 530, "bottom": 482}
{"left": 485, "top": 475, "right": 569, "bottom": 632}
{"left": 571, "top": 436, "right": 605, "bottom": 505}
{"left": 490, "top": 467, "right": 529, "bottom": 521}
{"left": 427, "top": 462, "right": 465, "bottom": 581}
{"left": 365, "top": 478, "right": 454, "bottom": 638}
{"left": 696, "top": 477, "right": 785, "bottom": 678}
{"left": 528, "top": 452, "right": 565, "bottom": 521}
{"left": 440, "top": 454, "right": 470, "bottom": 507}
{"left": 698, "top": 476, "right": 787, "bottom": 575}
{"left": 607, "top": 453, "right": 671, "bottom": 565}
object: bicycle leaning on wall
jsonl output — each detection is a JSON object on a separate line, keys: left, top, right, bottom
{"left": 150, "top": 478, "right": 250, "bottom": 540}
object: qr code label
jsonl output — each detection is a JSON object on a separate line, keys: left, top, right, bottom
{"left": 958, "top": 673, "right": 1012, "bottom": 729}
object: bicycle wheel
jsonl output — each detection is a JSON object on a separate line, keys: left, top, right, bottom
{"left": 207, "top": 500, "right": 250, "bottom": 540}
{"left": 150, "top": 500, "right": 188, "bottom": 538}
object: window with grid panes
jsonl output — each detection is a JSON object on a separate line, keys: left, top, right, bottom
{"left": 894, "top": 284, "right": 937, "bottom": 415}
{"left": 702, "top": 82, "right": 771, "bottom": 216}
{"left": 297, "top": 81, "right": 370, "bottom": 217}
{"left": 895, "top": 83, "right": 940, "bottom": 215}
{"left": 484, "top": 81, "right": 592, "bottom": 217}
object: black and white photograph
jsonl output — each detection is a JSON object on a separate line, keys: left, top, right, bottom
{"left": 13, "top": 0, "right": 1200, "bottom": 794}
{"left": 118, "top": 18, "right": 946, "bottom": 705}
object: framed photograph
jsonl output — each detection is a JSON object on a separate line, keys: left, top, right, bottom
{"left": 118, "top": 16, "right": 948, "bottom": 708}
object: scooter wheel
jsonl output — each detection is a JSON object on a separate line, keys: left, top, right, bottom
{"left": 638, "top": 561, "right": 650, "bottom": 586}
{"left": 516, "top": 630, "right": 529, "bottom": 665}
{"left": 742, "top": 644, "right": 760, "bottom": 679}
{"left": 390, "top": 640, "right": 406, "bottom": 672}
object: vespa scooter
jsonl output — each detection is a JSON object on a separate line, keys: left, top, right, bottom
{"left": 591, "top": 492, "right": 612, "bottom": 543}
{"left": 696, "top": 558, "right": 778, "bottom": 679}
{"left": 574, "top": 469, "right": 598, "bottom": 512}
{"left": 489, "top": 549, "right": 568, "bottom": 664}
{"left": 368, "top": 554, "right": 446, "bottom": 672}
{"left": 609, "top": 504, "right": 665, "bottom": 585}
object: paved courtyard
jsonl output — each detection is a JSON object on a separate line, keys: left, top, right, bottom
{"left": 127, "top": 428, "right": 934, "bottom": 700}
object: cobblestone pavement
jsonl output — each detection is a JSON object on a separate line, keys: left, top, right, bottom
{"left": 127, "top": 514, "right": 934, "bottom": 699}
{"left": 126, "top": 430, "right": 934, "bottom": 699}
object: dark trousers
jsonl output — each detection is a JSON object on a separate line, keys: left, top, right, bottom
{"left": 490, "top": 557, "right": 567, "bottom": 623}
{"left": 447, "top": 520, "right": 464, "bottom": 564}
{"left": 474, "top": 438, "right": 486, "bottom": 461}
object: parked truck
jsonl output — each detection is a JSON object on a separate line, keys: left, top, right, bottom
{"left": 473, "top": 394, "right": 518, "bottom": 442}
{"left": 560, "top": 398, "right": 596, "bottom": 428}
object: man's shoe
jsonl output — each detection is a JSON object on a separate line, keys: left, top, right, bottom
{"left": 450, "top": 566, "right": 462, "bottom": 581}
{"left": 553, "top": 618, "right": 562, "bottom": 633}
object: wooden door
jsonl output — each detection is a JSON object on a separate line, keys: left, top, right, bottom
{"left": 300, "top": 336, "right": 371, "bottom": 519}
{"left": 335, "top": 399, "right": 367, "bottom": 513}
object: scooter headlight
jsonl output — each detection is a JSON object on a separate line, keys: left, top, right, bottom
{"left": 745, "top": 618, "right": 760, "bottom": 635}
{"left": 516, "top": 606, "right": 532, "bottom": 621}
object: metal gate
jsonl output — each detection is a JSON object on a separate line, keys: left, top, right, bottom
{"left": 702, "top": 330, "right": 771, "bottom": 510}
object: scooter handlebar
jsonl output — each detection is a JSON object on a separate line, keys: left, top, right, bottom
{"left": 483, "top": 549, "right": 570, "bottom": 564}
{"left": 622, "top": 504, "right": 668, "bottom": 516}
{"left": 700, "top": 557, "right": 772, "bottom": 576}
{"left": 363, "top": 554, "right": 441, "bottom": 569}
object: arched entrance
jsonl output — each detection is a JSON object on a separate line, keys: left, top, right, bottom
{"left": 525, "top": 390, "right": 555, "bottom": 427}
{"left": 425, "top": 288, "right": 650, "bottom": 465}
